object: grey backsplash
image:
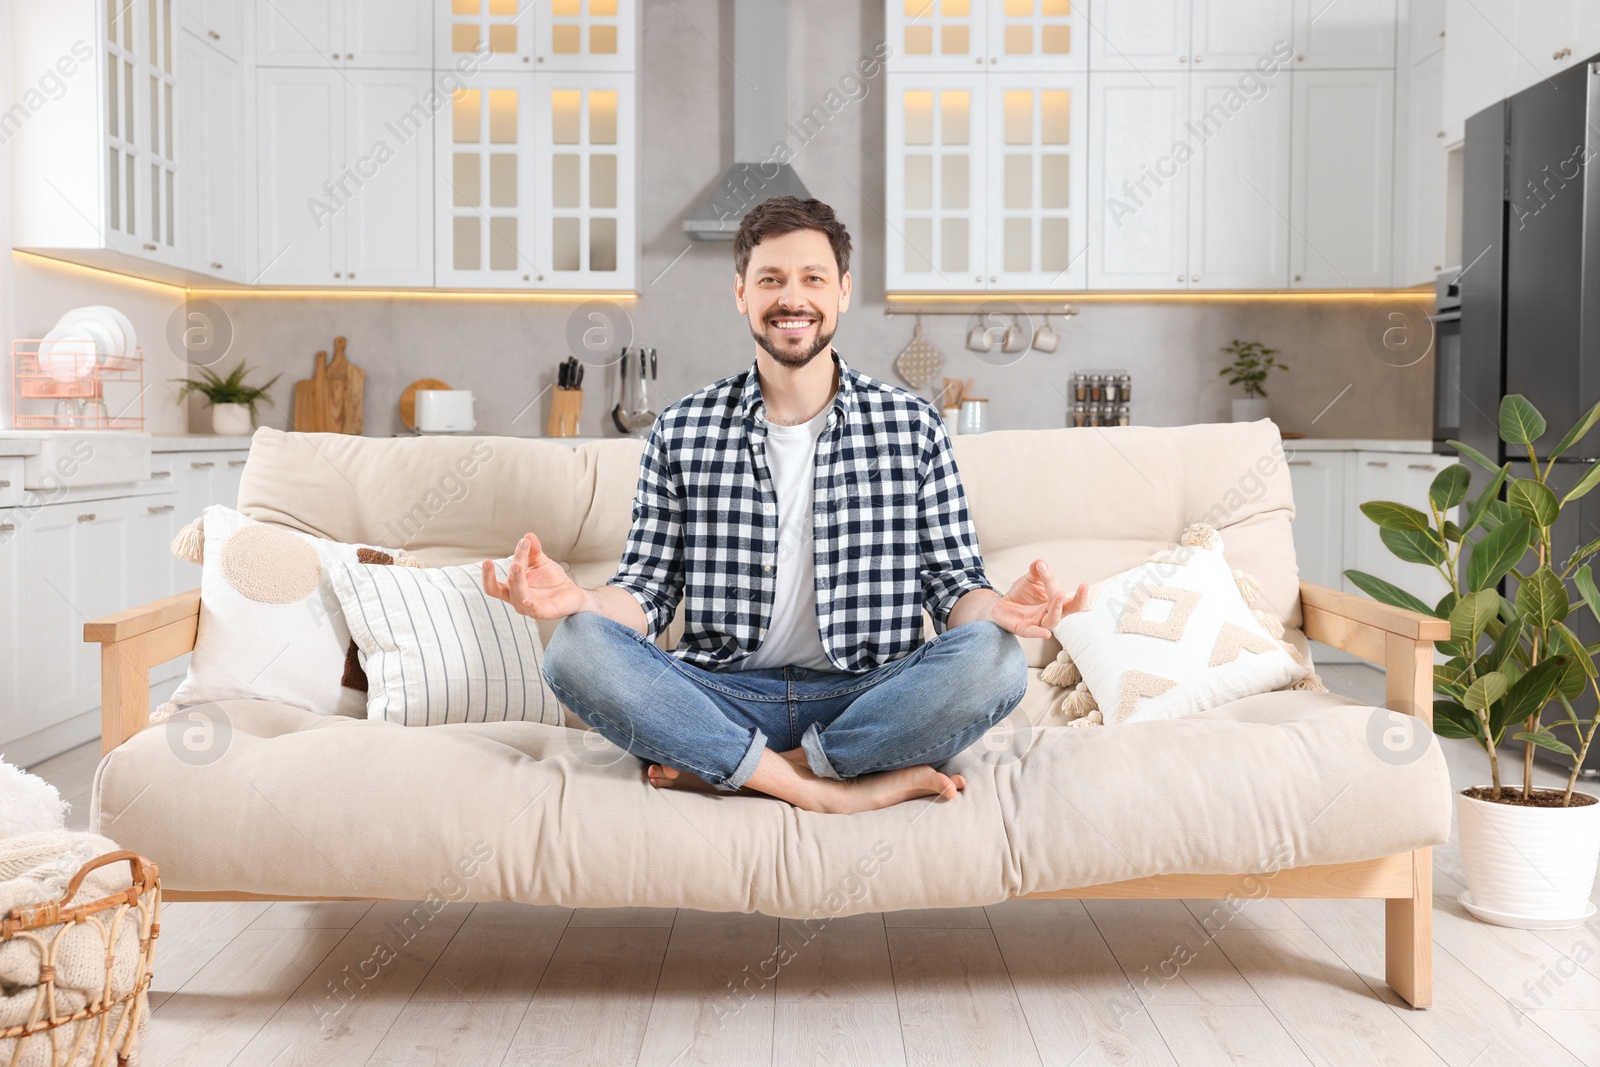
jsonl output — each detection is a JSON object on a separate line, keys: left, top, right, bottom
{"left": 19, "top": 0, "right": 1434, "bottom": 441}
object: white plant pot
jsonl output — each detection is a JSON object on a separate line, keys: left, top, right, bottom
{"left": 1456, "top": 787, "right": 1600, "bottom": 928}
{"left": 1231, "top": 397, "right": 1269, "bottom": 422}
{"left": 211, "top": 403, "right": 253, "bottom": 436}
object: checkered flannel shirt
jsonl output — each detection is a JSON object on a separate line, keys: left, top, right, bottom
{"left": 606, "top": 350, "right": 996, "bottom": 672}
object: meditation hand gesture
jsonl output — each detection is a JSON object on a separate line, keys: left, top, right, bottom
{"left": 482, "top": 533, "right": 589, "bottom": 620}
{"left": 989, "top": 560, "right": 1089, "bottom": 639}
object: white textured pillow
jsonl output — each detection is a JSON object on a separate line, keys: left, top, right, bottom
{"left": 329, "top": 558, "right": 564, "bottom": 727}
{"left": 1046, "top": 523, "right": 1315, "bottom": 726}
{"left": 169, "top": 505, "right": 392, "bottom": 718}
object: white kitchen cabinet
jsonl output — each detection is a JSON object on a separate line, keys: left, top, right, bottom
{"left": 178, "top": 30, "right": 245, "bottom": 282}
{"left": 1410, "top": 0, "right": 1446, "bottom": 62}
{"left": 1087, "top": 72, "right": 1190, "bottom": 289}
{"left": 1441, "top": 0, "right": 1510, "bottom": 143}
{"left": 1292, "top": 0, "right": 1396, "bottom": 68}
{"left": 258, "top": 0, "right": 433, "bottom": 69}
{"left": 1348, "top": 451, "right": 1458, "bottom": 610}
{"left": 437, "top": 0, "right": 538, "bottom": 71}
{"left": 1290, "top": 69, "right": 1394, "bottom": 287}
{"left": 534, "top": 73, "right": 637, "bottom": 287}
{"left": 1186, "top": 70, "right": 1293, "bottom": 288}
{"left": 0, "top": 514, "right": 21, "bottom": 749}
{"left": 1285, "top": 451, "right": 1353, "bottom": 663}
{"left": 1088, "top": 0, "right": 1191, "bottom": 72}
{"left": 1505, "top": 0, "right": 1582, "bottom": 96}
{"left": 345, "top": 70, "right": 437, "bottom": 287}
{"left": 539, "top": 0, "right": 638, "bottom": 72}
{"left": 985, "top": 74, "right": 1086, "bottom": 288}
{"left": 436, "top": 71, "right": 542, "bottom": 287}
{"left": 178, "top": 0, "right": 239, "bottom": 58}
{"left": 988, "top": 0, "right": 1084, "bottom": 72}
{"left": 1398, "top": 48, "right": 1447, "bottom": 286}
{"left": 128, "top": 495, "right": 187, "bottom": 685}
{"left": 1191, "top": 0, "right": 1295, "bottom": 69}
{"left": 885, "top": 73, "right": 991, "bottom": 289}
{"left": 10, "top": 0, "right": 184, "bottom": 268}
{"left": 886, "top": 0, "right": 989, "bottom": 73}
{"left": 256, "top": 68, "right": 434, "bottom": 287}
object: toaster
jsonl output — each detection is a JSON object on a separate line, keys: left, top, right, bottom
{"left": 414, "top": 390, "right": 475, "bottom": 433}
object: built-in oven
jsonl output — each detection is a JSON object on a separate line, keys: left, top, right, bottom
{"left": 1432, "top": 267, "right": 1462, "bottom": 449}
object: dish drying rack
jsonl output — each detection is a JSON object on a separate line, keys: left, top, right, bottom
{"left": 10, "top": 339, "right": 146, "bottom": 430}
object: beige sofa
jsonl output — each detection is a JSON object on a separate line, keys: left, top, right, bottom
{"left": 85, "top": 420, "right": 1451, "bottom": 1007}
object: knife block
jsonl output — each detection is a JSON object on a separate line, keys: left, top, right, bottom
{"left": 547, "top": 387, "right": 582, "bottom": 437}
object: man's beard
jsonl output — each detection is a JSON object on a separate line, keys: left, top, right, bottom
{"left": 750, "top": 314, "right": 836, "bottom": 368}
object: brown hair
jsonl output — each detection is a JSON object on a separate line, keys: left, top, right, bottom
{"left": 733, "top": 196, "right": 853, "bottom": 280}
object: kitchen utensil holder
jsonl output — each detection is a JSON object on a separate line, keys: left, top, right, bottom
{"left": 11, "top": 340, "right": 146, "bottom": 430}
{"left": 548, "top": 388, "right": 583, "bottom": 437}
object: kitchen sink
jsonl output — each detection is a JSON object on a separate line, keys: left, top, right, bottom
{"left": 0, "top": 431, "right": 152, "bottom": 488}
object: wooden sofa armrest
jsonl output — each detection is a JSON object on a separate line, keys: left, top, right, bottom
{"left": 1298, "top": 580, "right": 1449, "bottom": 721}
{"left": 85, "top": 589, "right": 201, "bottom": 755}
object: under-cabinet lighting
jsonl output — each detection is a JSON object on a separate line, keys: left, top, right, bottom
{"left": 887, "top": 289, "right": 1428, "bottom": 303}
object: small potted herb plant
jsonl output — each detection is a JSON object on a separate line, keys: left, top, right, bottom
{"left": 1347, "top": 394, "right": 1600, "bottom": 928}
{"left": 173, "top": 362, "right": 280, "bottom": 436}
{"left": 1219, "top": 340, "right": 1288, "bottom": 423}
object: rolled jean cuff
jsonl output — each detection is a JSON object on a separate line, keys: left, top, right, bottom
{"left": 721, "top": 727, "right": 769, "bottom": 792}
{"left": 800, "top": 722, "right": 843, "bottom": 781}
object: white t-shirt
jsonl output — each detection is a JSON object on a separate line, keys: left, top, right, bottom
{"left": 732, "top": 403, "right": 835, "bottom": 672}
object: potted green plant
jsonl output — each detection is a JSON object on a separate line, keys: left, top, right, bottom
{"left": 1219, "top": 341, "right": 1288, "bottom": 423}
{"left": 173, "top": 362, "right": 280, "bottom": 436}
{"left": 1347, "top": 394, "right": 1600, "bottom": 928}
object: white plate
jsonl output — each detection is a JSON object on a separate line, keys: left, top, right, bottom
{"left": 37, "top": 326, "right": 99, "bottom": 382}
{"left": 82, "top": 305, "right": 136, "bottom": 359}
{"left": 57, "top": 306, "right": 134, "bottom": 368}
{"left": 1458, "top": 890, "right": 1599, "bottom": 930}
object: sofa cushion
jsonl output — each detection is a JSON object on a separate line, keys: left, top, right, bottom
{"left": 92, "top": 691, "right": 1452, "bottom": 911}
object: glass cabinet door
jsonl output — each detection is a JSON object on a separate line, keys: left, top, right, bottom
{"left": 885, "top": 73, "right": 989, "bottom": 290}
{"left": 146, "top": 0, "right": 178, "bottom": 258}
{"left": 988, "top": 0, "right": 1082, "bottom": 71}
{"left": 535, "top": 73, "right": 635, "bottom": 287}
{"left": 435, "top": 71, "right": 541, "bottom": 287}
{"left": 436, "top": 0, "right": 535, "bottom": 71}
{"left": 887, "top": 0, "right": 988, "bottom": 73}
{"left": 987, "top": 75, "right": 1084, "bottom": 288}
{"left": 105, "top": 0, "right": 142, "bottom": 253}
{"left": 539, "top": 0, "right": 635, "bottom": 71}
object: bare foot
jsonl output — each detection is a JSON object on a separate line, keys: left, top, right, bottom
{"left": 645, "top": 764, "right": 718, "bottom": 793}
{"left": 807, "top": 765, "right": 967, "bottom": 815}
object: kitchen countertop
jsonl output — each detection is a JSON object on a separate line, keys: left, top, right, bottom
{"left": 1282, "top": 437, "right": 1439, "bottom": 453}
{"left": 149, "top": 433, "right": 254, "bottom": 451}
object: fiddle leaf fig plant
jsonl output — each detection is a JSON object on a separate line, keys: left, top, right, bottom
{"left": 1345, "top": 393, "right": 1600, "bottom": 806}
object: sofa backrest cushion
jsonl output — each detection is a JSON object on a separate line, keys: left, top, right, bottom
{"left": 237, "top": 420, "right": 1301, "bottom": 648}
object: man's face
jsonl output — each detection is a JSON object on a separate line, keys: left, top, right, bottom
{"left": 735, "top": 227, "right": 852, "bottom": 369}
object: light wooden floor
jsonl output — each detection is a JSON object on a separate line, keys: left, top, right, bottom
{"left": 24, "top": 663, "right": 1600, "bottom": 1067}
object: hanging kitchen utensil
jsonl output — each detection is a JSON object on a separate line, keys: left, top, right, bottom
{"left": 612, "top": 346, "right": 634, "bottom": 433}
{"left": 893, "top": 316, "right": 944, "bottom": 389}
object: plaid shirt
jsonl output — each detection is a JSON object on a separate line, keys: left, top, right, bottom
{"left": 606, "top": 350, "right": 996, "bottom": 672}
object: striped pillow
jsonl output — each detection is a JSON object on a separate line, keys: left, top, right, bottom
{"left": 329, "top": 558, "right": 564, "bottom": 727}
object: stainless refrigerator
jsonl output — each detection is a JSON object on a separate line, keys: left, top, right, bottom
{"left": 1461, "top": 57, "right": 1600, "bottom": 776}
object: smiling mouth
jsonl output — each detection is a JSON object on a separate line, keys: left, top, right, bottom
{"left": 769, "top": 316, "right": 817, "bottom": 335}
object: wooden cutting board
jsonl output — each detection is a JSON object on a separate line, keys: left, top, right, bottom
{"left": 292, "top": 336, "right": 365, "bottom": 434}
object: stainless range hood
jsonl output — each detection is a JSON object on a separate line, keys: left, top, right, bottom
{"left": 682, "top": 0, "right": 812, "bottom": 241}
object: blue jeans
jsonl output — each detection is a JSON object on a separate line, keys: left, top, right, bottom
{"left": 541, "top": 611, "right": 1029, "bottom": 792}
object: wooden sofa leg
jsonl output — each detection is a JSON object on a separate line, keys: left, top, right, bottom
{"left": 1385, "top": 847, "right": 1433, "bottom": 1008}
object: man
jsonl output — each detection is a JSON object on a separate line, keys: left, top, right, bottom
{"left": 483, "top": 196, "right": 1087, "bottom": 814}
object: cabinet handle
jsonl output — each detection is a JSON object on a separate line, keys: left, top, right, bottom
{"left": 348, "top": 273, "right": 356, "bottom": 279}
{"left": 989, "top": 56, "right": 997, "bottom": 63}
{"left": 0, "top": 523, "right": 14, "bottom": 532}
{"left": 151, "top": 470, "right": 172, "bottom": 479}
{"left": 334, "top": 271, "right": 342, "bottom": 278}
{"left": 1435, "top": 131, "right": 1445, "bottom": 138}
{"left": 1287, "top": 459, "right": 1312, "bottom": 466}
{"left": 1366, "top": 461, "right": 1390, "bottom": 468}
{"left": 0, "top": 480, "right": 9, "bottom": 488}
{"left": 211, "top": 261, "right": 223, "bottom": 269}
{"left": 1191, "top": 274, "right": 1199, "bottom": 282}
{"left": 1407, "top": 463, "right": 1438, "bottom": 471}
{"left": 1193, "top": 55, "right": 1203, "bottom": 63}
{"left": 1294, "top": 274, "right": 1302, "bottom": 281}
{"left": 1555, "top": 47, "right": 1572, "bottom": 60}
{"left": 148, "top": 504, "right": 175, "bottom": 514}
{"left": 228, "top": 459, "right": 248, "bottom": 467}
{"left": 142, "top": 242, "right": 157, "bottom": 251}
{"left": 208, "top": 29, "right": 220, "bottom": 40}
{"left": 77, "top": 513, "right": 95, "bottom": 523}
{"left": 1296, "top": 53, "right": 1305, "bottom": 62}
{"left": 1179, "top": 55, "right": 1188, "bottom": 62}
{"left": 1177, "top": 275, "right": 1184, "bottom": 282}
{"left": 190, "top": 461, "right": 215, "bottom": 470}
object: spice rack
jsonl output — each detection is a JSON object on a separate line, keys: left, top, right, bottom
{"left": 10, "top": 339, "right": 146, "bottom": 430}
{"left": 1070, "top": 370, "right": 1131, "bottom": 427}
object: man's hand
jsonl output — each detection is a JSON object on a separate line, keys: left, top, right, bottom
{"left": 987, "top": 560, "right": 1089, "bottom": 639}
{"left": 482, "top": 532, "right": 592, "bottom": 620}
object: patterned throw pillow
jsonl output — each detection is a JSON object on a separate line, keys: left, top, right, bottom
{"left": 165, "top": 506, "right": 400, "bottom": 718}
{"left": 1043, "top": 523, "right": 1323, "bottom": 727}
{"left": 329, "top": 558, "right": 565, "bottom": 728}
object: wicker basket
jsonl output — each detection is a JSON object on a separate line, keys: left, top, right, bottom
{"left": 0, "top": 850, "right": 161, "bottom": 1067}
